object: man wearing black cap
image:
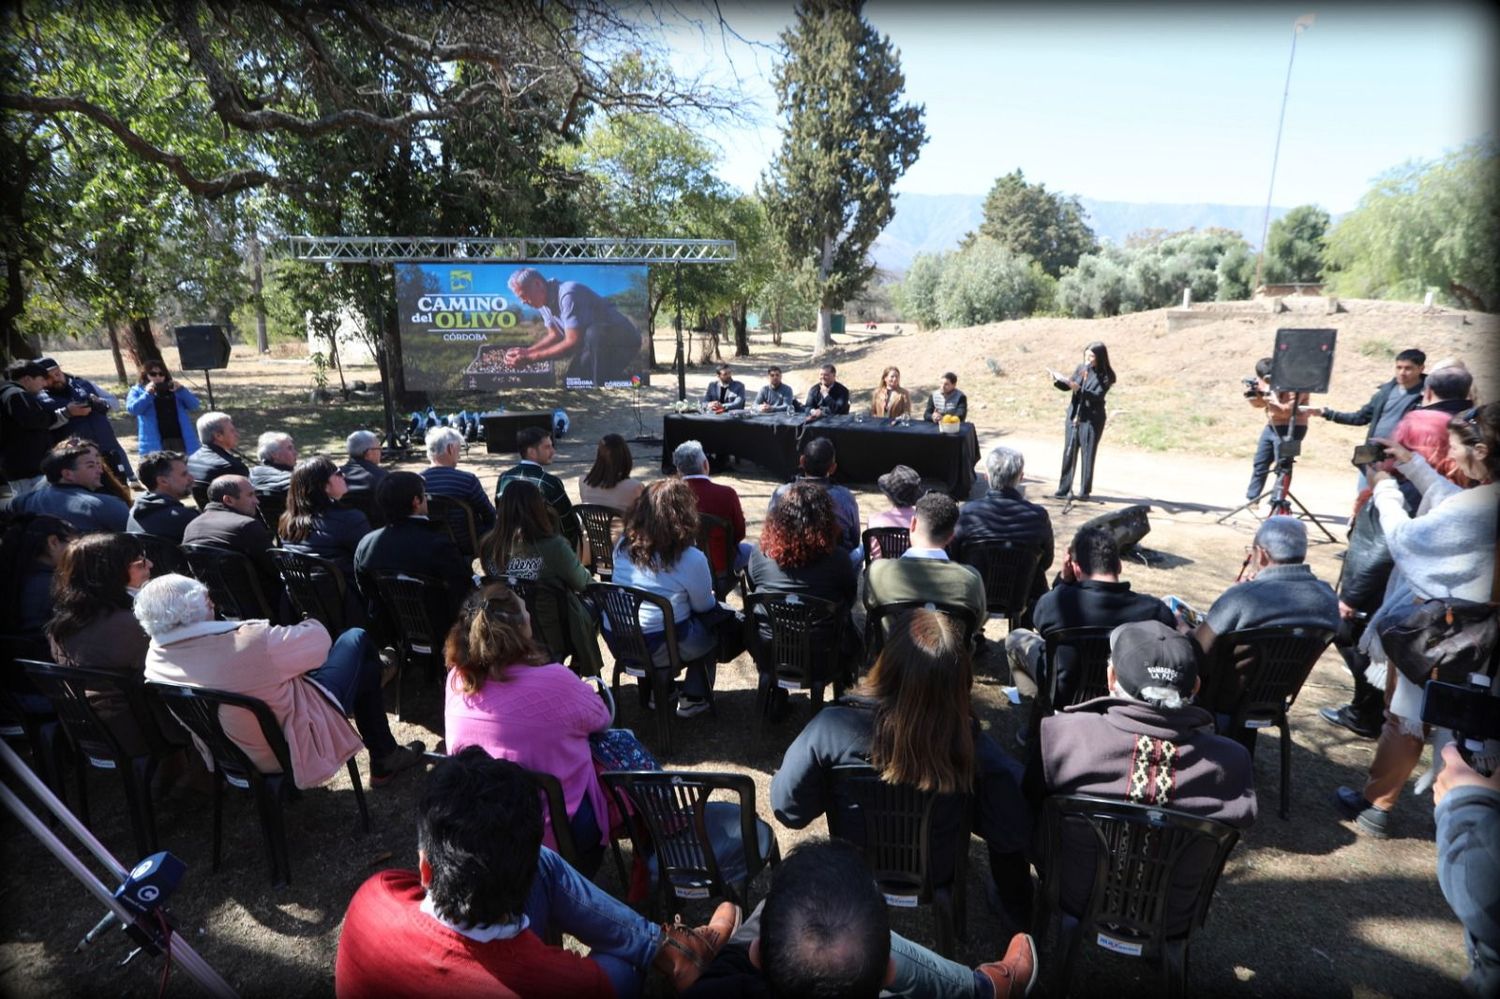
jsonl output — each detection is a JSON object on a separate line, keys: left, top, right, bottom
{"left": 2, "top": 359, "right": 80, "bottom": 497}
{"left": 1028, "top": 620, "right": 1257, "bottom": 933}
{"left": 38, "top": 357, "right": 140, "bottom": 490}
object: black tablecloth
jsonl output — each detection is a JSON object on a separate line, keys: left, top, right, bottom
{"left": 483, "top": 412, "right": 555, "bottom": 454}
{"left": 661, "top": 413, "right": 979, "bottom": 498}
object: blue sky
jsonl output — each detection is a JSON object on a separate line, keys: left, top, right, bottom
{"left": 668, "top": 3, "right": 1495, "bottom": 213}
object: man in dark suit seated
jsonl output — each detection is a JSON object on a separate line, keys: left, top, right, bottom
{"left": 953, "top": 446, "right": 1054, "bottom": 626}
{"left": 127, "top": 449, "right": 199, "bottom": 543}
{"left": 185, "top": 411, "right": 250, "bottom": 504}
{"left": 803, "top": 364, "right": 850, "bottom": 417}
{"left": 250, "top": 431, "right": 296, "bottom": 497}
{"left": 353, "top": 471, "right": 474, "bottom": 634}
{"left": 180, "top": 473, "right": 283, "bottom": 609}
{"left": 340, "top": 430, "right": 388, "bottom": 497}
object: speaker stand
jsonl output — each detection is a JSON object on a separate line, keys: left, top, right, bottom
{"left": 1216, "top": 481, "right": 1338, "bottom": 544}
{"left": 201, "top": 369, "right": 215, "bottom": 410}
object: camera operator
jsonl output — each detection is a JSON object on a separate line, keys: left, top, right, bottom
{"left": 1243, "top": 356, "right": 1311, "bottom": 503}
{"left": 1318, "top": 348, "right": 1425, "bottom": 490}
{"left": 1433, "top": 741, "right": 1500, "bottom": 996}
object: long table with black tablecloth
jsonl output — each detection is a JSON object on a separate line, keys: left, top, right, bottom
{"left": 660, "top": 413, "right": 979, "bottom": 498}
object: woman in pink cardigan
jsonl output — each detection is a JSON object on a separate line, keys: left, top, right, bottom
{"left": 444, "top": 583, "right": 611, "bottom": 869}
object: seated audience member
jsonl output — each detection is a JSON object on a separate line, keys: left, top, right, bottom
{"left": 340, "top": 430, "right": 389, "bottom": 497}
{"left": 180, "top": 474, "right": 284, "bottom": 607}
{"left": 869, "top": 366, "right": 911, "bottom": 419}
{"left": 127, "top": 450, "right": 199, "bottom": 543}
{"left": 250, "top": 431, "right": 297, "bottom": 497}
{"left": 497, "top": 426, "right": 573, "bottom": 534}
{"left": 1191, "top": 517, "right": 1339, "bottom": 716}
{"left": 610, "top": 479, "right": 735, "bottom": 719}
{"left": 1030, "top": 620, "right": 1256, "bottom": 934}
{"left": 868, "top": 464, "right": 922, "bottom": 531}
{"left": 185, "top": 411, "right": 250, "bottom": 497}
{"left": 1390, "top": 363, "right": 1475, "bottom": 489}
{"left": 421, "top": 425, "right": 497, "bottom": 534}
{"left": 746, "top": 481, "right": 861, "bottom": 712}
{"left": 137, "top": 573, "right": 424, "bottom": 786}
{"left": 1006, "top": 525, "right": 1175, "bottom": 702}
{"left": 953, "top": 446, "right": 1054, "bottom": 625}
{"left": 767, "top": 437, "right": 860, "bottom": 554}
{"left": 1433, "top": 743, "right": 1500, "bottom": 996}
{"left": 444, "top": 584, "right": 611, "bottom": 864}
{"left": 334, "top": 746, "right": 741, "bottom": 999}
{"left": 773, "top": 609, "right": 1035, "bottom": 937}
{"left": 0, "top": 514, "right": 75, "bottom": 642}
{"left": 924, "top": 371, "right": 968, "bottom": 423}
{"left": 63, "top": 436, "right": 134, "bottom": 506}
{"left": 2, "top": 359, "right": 75, "bottom": 496}
{"left": 702, "top": 363, "right": 746, "bottom": 413}
{"left": 353, "top": 471, "right": 472, "bottom": 626}
{"left": 1336, "top": 404, "right": 1498, "bottom": 838}
{"left": 864, "top": 491, "right": 985, "bottom": 646}
{"left": 277, "top": 455, "right": 371, "bottom": 574}
{"left": 753, "top": 366, "right": 796, "bottom": 413}
{"left": 579, "top": 433, "right": 644, "bottom": 512}
{"left": 674, "top": 440, "right": 750, "bottom": 573}
{"left": 685, "top": 837, "right": 1037, "bottom": 999}
{"left": 803, "top": 363, "right": 850, "bottom": 417}
{"left": 47, "top": 533, "right": 188, "bottom": 763}
{"left": 12, "top": 443, "right": 130, "bottom": 532}
{"left": 479, "top": 478, "right": 603, "bottom": 675}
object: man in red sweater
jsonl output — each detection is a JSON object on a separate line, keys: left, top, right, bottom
{"left": 672, "top": 440, "right": 749, "bottom": 575}
{"left": 336, "top": 748, "right": 739, "bottom": 998}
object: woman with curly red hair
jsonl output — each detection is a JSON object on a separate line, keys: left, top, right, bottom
{"left": 746, "top": 481, "right": 861, "bottom": 716}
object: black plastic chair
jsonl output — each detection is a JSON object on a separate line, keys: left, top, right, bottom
{"left": 863, "top": 599, "right": 980, "bottom": 667}
{"left": 1036, "top": 795, "right": 1240, "bottom": 998}
{"left": 256, "top": 490, "right": 288, "bottom": 536}
{"left": 0, "top": 635, "right": 69, "bottom": 809}
{"left": 270, "top": 549, "right": 349, "bottom": 636}
{"left": 1212, "top": 626, "right": 1336, "bottom": 819}
{"left": 370, "top": 570, "right": 450, "bottom": 722}
{"left": 425, "top": 494, "right": 482, "bottom": 562}
{"left": 696, "top": 512, "right": 741, "bottom": 601}
{"left": 861, "top": 526, "right": 911, "bottom": 569}
{"left": 1044, "top": 626, "right": 1117, "bottom": 710}
{"left": 181, "top": 543, "right": 277, "bottom": 621}
{"left": 743, "top": 592, "right": 850, "bottom": 735}
{"left": 148, "top": 680, "right": 370, "bottom": 887}
{"left": 601, "top": 769, "right": 779, "bottom": 919}
{"left": 21, "top": 660, "right": 170, "bottom": 860}
{"left": 586, "top": 582, "right": 717, "bottom": 755}
{"left": 829, "top": 764, "right": 970, "bottom": 958}
{"left": 134, "top": 533, "right": 190, "bottom": 578}
{"left": 574, "top": 504, "right": 622, "bottom": 581}
{"left": 342, "top": 489, "right": 384, "bottom": 529}
{"left": 957, "top": 539, "right": 1043, "bottom": 634}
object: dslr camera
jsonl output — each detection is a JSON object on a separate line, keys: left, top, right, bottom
{"left": 1241, "top": 376, "right": 1266, "bottom": 400}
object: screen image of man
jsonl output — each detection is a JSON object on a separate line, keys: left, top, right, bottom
{"left": 505, "top": 267, "right": 642, "bottom": 387}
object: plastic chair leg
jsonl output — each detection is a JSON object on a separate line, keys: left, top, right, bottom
{"left": 1161, "top": 937, "right": 1189, "bottom": 999}
{"left": 123, "top": 756, "right": 159, "bottom": 858}
{"left": 347, "top": 759, "right": 371, "bottom": 833}
{"left": 210, "top": 776, "right": 224, "bottom": 872}
{"left": 1048, "top": 912, "right": 1083, "bottom": 998}
{"left": 649, "top": 672, "right": 673, "bottom": 754}
{"left": 392, "top": 651, "right": 405, "bottom": 723}
{"left": 251, "top": 778, "right": 290, "bottom": 887}
{"left": 1279, "top": 715, "right": 1292, "bottom": 820}
{"left": 934, "top": 892, "right": 956, "bottom": 958}
{"left": 73, "top": 756, "right": 91, "bottom": 831}
{"left": 754, "top": 672, "right": 773, "bottom": 738}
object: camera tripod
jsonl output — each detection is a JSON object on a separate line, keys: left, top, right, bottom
{"left": 1217, "top": 398, "right": 1338, "bottom": 544}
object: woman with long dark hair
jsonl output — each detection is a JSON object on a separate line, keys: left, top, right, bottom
{"left": 1051, "top": 341, "right": 1116, "bottom": 500}
{"left": 479, "top": 478, "right": 602, "bottom": 675}
{"left": 0, "top": 513, "right": 76, "bottom": 641}
{"left": 579, "top": 433, "right": 644, "bottom": 512}
{"left": 772, "top": 608, "right": 1034, "bottom": 932}
{"left": 279, "top": 455, "right": 371, "bottom": 572}
{"left": 443, "top": 583, "right": 612, "bottom": 863}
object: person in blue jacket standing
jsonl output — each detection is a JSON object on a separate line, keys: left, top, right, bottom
{"left": 124, "top": 363, "right": 201, "bottom": 468}
{"left": 38, "top": 357, "right": 140, "bottom": 489}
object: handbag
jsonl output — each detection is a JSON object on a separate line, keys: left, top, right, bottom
{"left": 588, "top": 728, "right": 660, "bottom": 773}
{"left": 1376, "top": 598, "right": 1500, "bottom": 685}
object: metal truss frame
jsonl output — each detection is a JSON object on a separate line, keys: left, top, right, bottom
{"left": 282, "top": 235, "right": 735, "bottom": 264}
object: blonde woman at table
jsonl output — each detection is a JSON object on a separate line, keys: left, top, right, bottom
{"left": 870, "top": 366, "right": 912, "bottom": 419}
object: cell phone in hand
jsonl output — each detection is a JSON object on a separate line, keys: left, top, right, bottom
{"left": 1351, "top": 443, "right": 1388, "bottom": 467}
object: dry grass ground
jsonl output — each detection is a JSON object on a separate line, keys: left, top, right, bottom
{"left": 3, "top": 299, "right": 1494, "bottom": 997}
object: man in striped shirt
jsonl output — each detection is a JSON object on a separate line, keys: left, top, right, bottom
{"left": 420, "top": 426, "right": 496, "bottom": 534}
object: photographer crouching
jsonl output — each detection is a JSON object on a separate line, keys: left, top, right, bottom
{"left": 1243, "top": 356, "right": 1311, "bottom": 505}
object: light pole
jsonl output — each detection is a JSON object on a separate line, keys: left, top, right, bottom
{"left": 1253, "top": 12, "right": 1316, "bottom": 295}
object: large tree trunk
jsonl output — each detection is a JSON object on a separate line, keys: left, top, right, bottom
{"left": 773, "top": 302, "right": 783, "bottom": 346}
{"left": 127, "top": 316, "right": 163, "bottom": 369}
{"left": 812, "top": 232, "right": 836, "bottom": 357}
{"left": 732, "top": 302, "right": 749, "bottom": 356}
{"left": 645, "top": 271, "right": 659, "bottom": 368}
{"left": 251, "top": 235, "right": 268, "bottom": 353}
{"left": 105, "top": 323, "right": 128, "bottom": 384}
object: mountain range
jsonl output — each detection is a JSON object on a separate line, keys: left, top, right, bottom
{"left": 871, "top": 192, "right": 1299, "bottom": 276}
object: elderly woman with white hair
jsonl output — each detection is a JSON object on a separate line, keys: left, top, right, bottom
{"left": 136, "top": 573, "right": 424, "bottom": 788}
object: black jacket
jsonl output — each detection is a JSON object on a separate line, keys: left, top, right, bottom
{"left": 1032, "top": 578, "right": 1177, "bottom": 704}
{"left": 353, "top": 517, "right": 473, "bottom": 622}
{"left": 953, "top": 486, "right": 1055, "bottom": 596}
{"left": 1054, "top": 364, "right": 1112, "bottom": 425}
{"left": 280, "top": 505, "right": 371, "bottom": 573}
{"left": 186, "top": 444, "right": 251, "bottom": 491}
{"left": 1, "top": 379, "right": 68, "bottom": 480}
{"left": 340, "top": 456, "right": 388, "bottom": 496}
{"left": 126, "top": 491, "right": 199, "bottom": 543}
{"left": 1337, "top": 500, "right": 1396, "bottom": 614}
{"left": 249, "top": 463, "right": 293, "bottom": 495}
{"left": 181, "top": 502, "right": 282, "bottom": 598}
{"left": 802, "top": 380, "right": 850, "bottom": 415}
{"left": 1326, "top": 377, "right": 1425, "bottom": 440}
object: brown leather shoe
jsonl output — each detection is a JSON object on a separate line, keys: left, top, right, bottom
{"left": 976, "top": 933, "right": 1038, "bottom": 999}
{"left": 653, "top": 901, "right": 742, "bottom": 993}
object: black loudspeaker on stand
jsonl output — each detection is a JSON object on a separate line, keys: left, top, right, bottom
{"left": 173, "top": 324, "right": 231, "bottom": 409}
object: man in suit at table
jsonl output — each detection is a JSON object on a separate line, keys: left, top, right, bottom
{"left": 803, "top": 364, "right": 850, "bottom": 417}
{"left": 702, "top": 364, "right": 746, "bottom": 414}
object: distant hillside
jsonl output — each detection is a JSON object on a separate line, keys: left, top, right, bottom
{"left": 873, "top": 192, "right": 1307, "bottom": 275}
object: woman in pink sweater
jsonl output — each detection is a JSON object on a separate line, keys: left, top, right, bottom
{"left": 444, "top": 583, "right": 611, "bottom": 865}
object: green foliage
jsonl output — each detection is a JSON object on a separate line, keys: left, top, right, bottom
{"left": 1323, "top": 141, "right": 1500, "bottom": 311}
{"left": 761, "top": 0, "right": 927, "bottom": 353}
{"left": 1055, "top": 228, "right": 1255, "bottom": 317}
{"left": 894, "top": 252, "right": 946, "bottom": 329}
{"left": 1262, "top": 205, "right": 1330, "bottom": 284}
{"left": 895, "top": 240, "right": 1054, "bottom": 328}
{"left": 976, "top": 169, "right": 1098, "bottom": 277}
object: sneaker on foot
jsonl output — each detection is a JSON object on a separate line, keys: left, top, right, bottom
{"left": 676, "top": 696, "right": 710, "bottom": 719}
{"left": 654, "top": 901, "right": 742, "bottom": 992}
{"left": 1333, "top": 786, "right": 1390, "bottom": 838}
{"left": 371, "top": 741, "right": 428, "bottom": 787}
{"left": 977, "top": 933, "right": 1038, "bottom": 999}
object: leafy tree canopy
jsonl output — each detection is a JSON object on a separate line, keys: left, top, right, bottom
{"left": 1262, "top": 204, "right": 1330, "bottom": 285}
{"left": 974, "top": 169, "right": 1098, "bottom": 278}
